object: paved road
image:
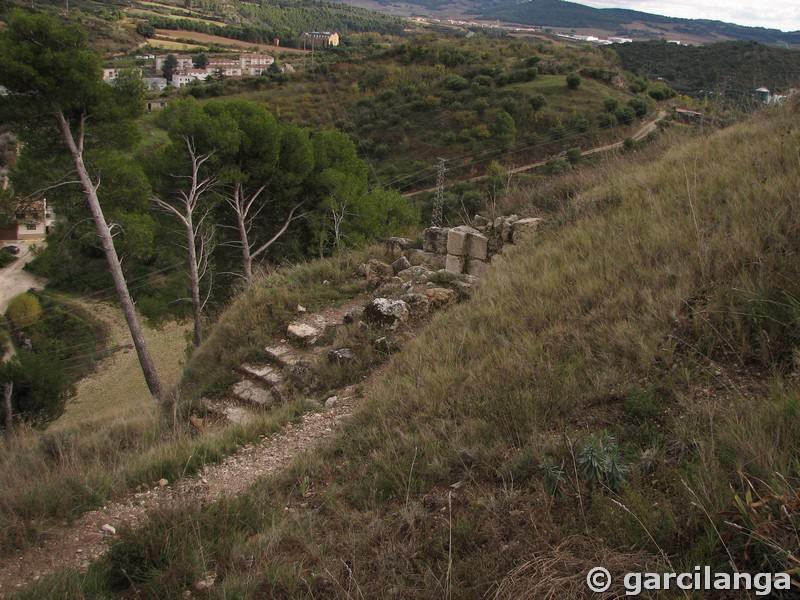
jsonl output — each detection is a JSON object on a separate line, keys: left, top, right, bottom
{"left": 0, "top": 242, "right": 46, "bottom": 314}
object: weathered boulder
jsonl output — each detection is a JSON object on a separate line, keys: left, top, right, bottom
{"left": 328, "top": 348, "right": 357, "bottom": 364}
{"left": 286, "top": 322, "right": 321, "bottom": 345}
{"left": 288, "top": 359, "right": 318, "bottom": 392}
{"left": 398, "top": 265, "right": 432, "bottom": 283}
{"left": 343, "top": 306, "right": 364, "bottom": 324}
{"left": 386, "top": 237, "right": 415, "bottom": 257}
{"left": 391, "top": 255, "right": 412, "bottom": 274}
{"left": 364, "top": 298, "right": 409, "bottom": 329}
{"left": 403, "top": 293, "right": 431, "bottom": 319}
{"left": 374, "top": 277, "right": 404, "bottom": 298}
{"left": 373, "top": 336, "right": 401, "bottom": 354}
{"left": 472, "top": 214, "right": 491, "bottom": 229}
{"left": 364, "top": 259, "right": 394, "bottom": 287}
{"left": 409, "top": 249, "right": 446, "bottom": 270}
{"left": 499, "top": 215, "right": 520, "bottom": 243}
{"left": 425, "top": 287, "right": 458, "bottom": 309}
{"left": 422, "top": 227, "right": 448, "bottom": 254}
{"left": 511, "top": 217, "right": 543, "bottom": 242}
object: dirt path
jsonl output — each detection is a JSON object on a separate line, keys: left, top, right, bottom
{"left": 0, "top": 387, "right": 362, "bottom": 593}
{"left": 0, "top": 242, "right": 46, "bottom": 314}
{"left": 403, "top": 112, "right": 667, "bottom": 197}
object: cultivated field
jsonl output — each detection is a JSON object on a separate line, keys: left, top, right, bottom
{"left": 153, "top": 29, "right": 310, "bottom": 53}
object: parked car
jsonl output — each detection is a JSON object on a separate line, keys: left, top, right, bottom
{"left": 2, "top": 245, "right": 20, "bottom": 255}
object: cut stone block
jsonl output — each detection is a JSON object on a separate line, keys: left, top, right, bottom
{"left": 223, "top": 406, "right": 254, "bottom": 425}
{"left": 466, "top": 233, "right": 488, "bottom": 260}
{"left": 466, "top": 258, "right": 488, "bottom": 278}
{"left": 445, "top": 253, "right": 465, "bottom": 274}
{"left": 447, "top": 226, "right": 478, "bottom": 256}
{"left": 232, "top": 379, "right": 274, "bottom": 408}
{"left": 264, "top": 344, "right": 304, "bottom": 368}
{"left": 422, "top": 227, "right": 448, "bottom": 254}
{"left": 239, "top": 363, "right": 283, "bottom": 387}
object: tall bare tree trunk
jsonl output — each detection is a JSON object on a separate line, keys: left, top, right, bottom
{"left": 57, "top": 111, "right": 165, "bottom": 401}
{"left": 3, "top": 381, "right": 12, "bottom": 443}
{"left": 228, "top": 182, "right": 300, "bottom": 288}
{"left": 232, "top": 185, "right": 254, "bottom": 286}
{"left": 185, "top": 216, "right": 203, "bottom": 348}
{"left": 153, "top": 136, "right": 215, "bottom": 348}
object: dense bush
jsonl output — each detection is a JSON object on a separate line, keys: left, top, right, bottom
{"left": 0, "top": 353, "right": 72, "bottom": 428}
{"left": 6, "top": 293, "right": 41, "bottom": 329}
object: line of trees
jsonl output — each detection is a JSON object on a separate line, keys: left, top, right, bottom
{"left": 0, "top": 10, "right": 418, "bottom": 422}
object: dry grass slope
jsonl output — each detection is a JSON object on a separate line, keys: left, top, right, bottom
{"left": 19, "top": 101, "right": 800, "bottom": 598}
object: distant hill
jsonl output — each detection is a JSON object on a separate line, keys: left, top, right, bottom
{"left": 478, "top": 0, "right": 800, "bottom": 46}
{"left": 614, "top": 39, "right": 800, "bottom": 99}
{"left": 331, "top": 0, "right": 800, "bottom": 47}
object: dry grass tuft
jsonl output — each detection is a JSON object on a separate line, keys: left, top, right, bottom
{"left": 489, "top": 536, "right": 662, "bottom": 600}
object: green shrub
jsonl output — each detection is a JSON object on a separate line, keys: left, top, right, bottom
{"left": 566, "top": 73, "right": 581, "bottom": 90}
{"left": 6, "top": 293, "right": 42, "bottom": 329}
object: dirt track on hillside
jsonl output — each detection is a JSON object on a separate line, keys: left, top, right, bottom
{"left": 0, "top": 243, "right": 45, "bottom": 314}
{"left": 0, "top": 385, "right": 365, "bottom": 594}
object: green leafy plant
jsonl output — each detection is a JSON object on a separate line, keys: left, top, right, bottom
{"left": 577, "top": 431, "right": 628, "bottom": 492}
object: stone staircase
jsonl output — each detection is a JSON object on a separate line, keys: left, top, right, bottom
{"left": 225, "top": 299, "right": 365, "bottom": 417}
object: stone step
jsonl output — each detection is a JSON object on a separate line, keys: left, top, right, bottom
{"left": 231, "top": 379, "right": 275, "bottom": 408}
{"left": 238, "top": 363, "right": 283, "bottom": 387}
{"left": 264, "top": 343, "right": 306, "bottom": 368}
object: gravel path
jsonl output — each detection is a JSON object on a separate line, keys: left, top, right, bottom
{"left": 0, "top": 390, "right": 359, "bottom": 594}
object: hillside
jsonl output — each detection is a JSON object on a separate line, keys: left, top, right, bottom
{"left": 614, "top": 39, "right": 800, "bottom": 99}
{"left": 18, "top": 99, "right": 800, "bottom": 597}
{"left": 477, "top": 0, "right": 800, "bottom": 46}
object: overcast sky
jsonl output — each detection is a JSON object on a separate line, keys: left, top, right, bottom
{"left": 575, "top": 1, "right": 800, "bottom": 32}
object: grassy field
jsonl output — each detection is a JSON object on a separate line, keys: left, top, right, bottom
{"left": 145, "top": 37, "right": 207, "bottom": 51}
{"left": 26, "top": 100, "right": 800, "bottom": 598}
{"left": 53, "top": 302, "right": 189, "bottom": 429}
{"left": 152, "top": 29, "right": 309, "bottom": 53}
